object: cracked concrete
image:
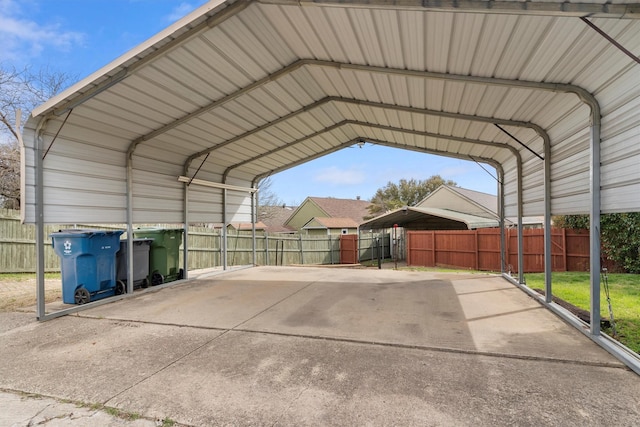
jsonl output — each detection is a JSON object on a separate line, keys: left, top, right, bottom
{"left": 1, "top": 266, "right": 639, "bottom": 426}
{"left": 0, "top": 391, "right": 162, "bottom": 426}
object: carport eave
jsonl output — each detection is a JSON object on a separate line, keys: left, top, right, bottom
{"left": 259, "top": 0, "right": 640, "bottom": 19}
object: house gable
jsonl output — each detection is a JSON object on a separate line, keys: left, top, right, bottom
{"left": 285, "top": 197, "right": 369, "bottom": 231}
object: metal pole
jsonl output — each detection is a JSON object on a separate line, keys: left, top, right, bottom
{"left": 543, "top": 129, "right": 552, "bottom": 302}
{"left": 590, "top": 119, "right": 602, "bottom": 335}
{"left": 35, "top": 118, "right": 48, "bottom": 320}
{"left": 222, "top": 188, "right": 227, "bottom": 270}
{"left": 183, "top": 183, "right": 189, "bottom": 280}
{"left": 498, "top": 168, "right": 506, "bottom": 274}
{"left": 252, "top": 189, "right": 257, "bottom": 266}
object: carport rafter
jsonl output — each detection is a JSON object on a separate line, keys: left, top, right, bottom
{"left": 186, "top": 95, "right": 547, "bottom": 172}
{"left": 243, "top": 122, "right": 521, "bottom": 275}
{"left": 218, "top": 98, "right": 545, "bottom": 180}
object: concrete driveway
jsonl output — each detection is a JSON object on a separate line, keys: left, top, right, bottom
{"left": 1, "top": 266, "right": 639, "bottom": 426}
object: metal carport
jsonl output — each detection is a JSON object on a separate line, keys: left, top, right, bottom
{"left": 21, "top": 0, "right": 640, "bottom": 371}
{"left": 359, "top": 206, "right": 501, "bottom": 230}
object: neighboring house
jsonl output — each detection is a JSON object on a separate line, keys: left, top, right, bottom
{"left": 227, "top": 221, "right": 268, "bottom": 235}
{"left": 284, "top": 197, "right": 370, "bottom": 231}
{"left": 302, "top": 217, "right": 360, "bottom": 236}
{"left": 360, "top": 185, "right": 543, "bottom": 231}
{"left": 258, "top": 205, "right": 298, "bottom": 234}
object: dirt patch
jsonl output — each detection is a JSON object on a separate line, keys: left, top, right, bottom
{"left": 0, "top": 278, "right": 62, "bottom": 312}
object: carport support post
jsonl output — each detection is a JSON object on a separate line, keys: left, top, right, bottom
{"left": 498, "top": 169, "right": 506, "bottom": 273}
{"left": 544, "top": 134, "right": 552, "bottom": 302}
{"left": 251, "top": 187, "right": 256, "bottom": 266}
{"left": 183, "top": 182, "right": 189, "bottom": 279}
{"left": 126, "top": 151, "right": 134, "bottom": 294}
{"left": 35, "top": 119, "right": 47, "bottom": 320}
{"left": 223, "top": 188, "right": 228, "bottom": 270}
{"left": 590, "top": 118, "right": 602, "bottom": 336}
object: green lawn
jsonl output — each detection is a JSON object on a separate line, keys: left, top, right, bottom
{"left": 526, "top": 272, "right": 640, "bottom": 354}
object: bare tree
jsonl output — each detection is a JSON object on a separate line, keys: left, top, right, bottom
{"left": 256, "top": 176, "right": 285, "bottom": 222}
{"left": 0, "top": 63, "right": 76, "bottom": 208}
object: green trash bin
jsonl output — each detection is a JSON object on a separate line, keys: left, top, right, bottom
{"left": 132, "top": 228, "right": 184, "bottom": 285}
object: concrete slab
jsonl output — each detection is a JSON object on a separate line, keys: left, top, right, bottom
{"left": 0, "top": 392, "right": 157, "bottom": 426}
{"left": 0, "top": 316, "right": 221, "bottom": 403}
{"left": 1, "top": 266, "right": 639, "bottom": 426}
{"left": 106, "top": 330, "right": 640, "bottom": 426}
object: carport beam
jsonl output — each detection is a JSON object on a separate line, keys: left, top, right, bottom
{"left": 590, "top": 120, "right": 602, "bottom": 335}
{"left": 35, "top": 117, "right": 47, "bottom": 320}
{"left": 223, "top": 188, "right": 228, "bottom": 270}
{"left": 183, "top": 180, "right": 189, "bottom": 280}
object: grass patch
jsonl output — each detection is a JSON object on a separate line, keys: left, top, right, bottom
{"left": 525, "top": 272, "right": 640, "bottom": 354}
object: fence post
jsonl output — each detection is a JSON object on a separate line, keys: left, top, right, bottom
{"left": 299, "top": 234, "right": 304, "bottom": 265}
{"left": 562, "top": 228, "right": 567, "bottom": 272}
{"left": 431, "top": 231, "right": 436, "bottom": 267}
{"left": 475, "top": 229, "right": 479, "bottom": 271}
{"left": 329, "top": 235, "right": 333, "bottom": 264}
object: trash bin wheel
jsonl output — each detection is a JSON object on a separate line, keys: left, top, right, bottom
{"left": 151, "top": 271, "right": 164, "bottom": 286}
{"left": 141, "top": 278, "right": 150, "bottom": 288}
{"left": 74, "top": 287, "right": 91, "bottom": 305}
{"left": 115, "top": 280, "right": 126, "bottom": 295}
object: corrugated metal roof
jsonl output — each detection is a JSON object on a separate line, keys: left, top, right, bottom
{"left": 21, "top": 0, "right": 640, "bottom": 225}
{"left": 308, "top": 197, "right": 371, "bottom": 223}
{"left": 359, "top": 206, "right": 500, "bottom": 230}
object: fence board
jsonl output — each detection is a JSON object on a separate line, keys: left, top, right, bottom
{"left": 0, "top": 210, "right": 391, "bottom": 272}
{"left": 406, "top": 228, "right": 591, "bottom": 273}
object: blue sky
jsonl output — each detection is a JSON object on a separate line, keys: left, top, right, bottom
{"left": 1, "top": 0, "right": 498, "bottom": 205}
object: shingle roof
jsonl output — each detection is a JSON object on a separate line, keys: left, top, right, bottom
{"left": 308, "top": 197, "right": 370, "bottom": 223}
{"left": 229, "top": 222, "right": 267, "bottom": 231}
{"left": 304, "top": 217, "right": 360, "bottom": 229}
{"left": 258, "top": 205, "right": 297, "bottom": 233}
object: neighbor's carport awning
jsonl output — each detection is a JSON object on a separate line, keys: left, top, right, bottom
{"left": 359, "top": 207, "right": 499, "bottom": 231}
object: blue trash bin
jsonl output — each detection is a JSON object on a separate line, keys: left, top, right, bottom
{"left": 50, "top": 229, "right": 124, "bottom": 304}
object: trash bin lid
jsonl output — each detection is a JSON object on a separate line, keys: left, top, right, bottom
{"left": 50, "top": 229, "right": 124, "bottom": 238}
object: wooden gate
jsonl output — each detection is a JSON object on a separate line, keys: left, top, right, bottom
{"left": 340, "top": 234, "right": 358, "bottom": 264}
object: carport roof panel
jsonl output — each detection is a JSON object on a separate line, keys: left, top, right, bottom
{"left": 23, "top": 0, "right": 640, "bottom": 224}
{"left": 360, "top": 207, "right": 500, "bottom": 230}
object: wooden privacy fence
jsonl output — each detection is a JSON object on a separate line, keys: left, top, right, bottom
{"left": 406, "top": 228, "right": 590, "bottom": 273}
{"left": 0, "top": 209, "right": 391, "bottom": 273}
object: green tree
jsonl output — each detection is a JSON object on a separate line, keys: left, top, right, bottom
{"left": 554, "top": 213, "right": 640, "bottom": 273}
{"left": 366, "top": 175, "right": 457, "bottom": 219}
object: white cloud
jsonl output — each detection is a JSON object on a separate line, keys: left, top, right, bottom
{"left": 436, "top": 165, "right": 473, "bottom": 178}
{"left": 313, "top": 166, "right": 367, "bottom": 186}
{"left": 0, "top": 0, "right": 85, "bottom": 62}
{"left": 165, "top": 2, "right": 199, "bottom": 23}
